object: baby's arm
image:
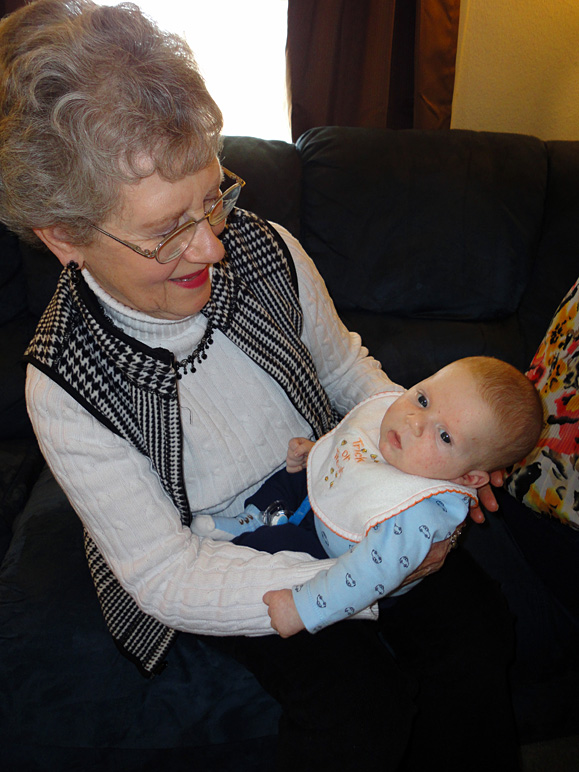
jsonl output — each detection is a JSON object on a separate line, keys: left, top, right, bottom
{"left": 261, "top": 515, "right": 427, "bottom": 638}
{"left": 263, "top": 589, "right": 305, "bottom": 637}
{"left": 290, "top": 494, "right": 468, "bottom": 634}
{"left": 286, "top": 437, "right": 315, "bottom": 474}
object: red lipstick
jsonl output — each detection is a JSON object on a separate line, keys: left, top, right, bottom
{"left": 170, "top": 266, "right": 210, "bottom": 290}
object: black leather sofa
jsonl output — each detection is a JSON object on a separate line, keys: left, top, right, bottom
{"left": 1, "top": 127, "right": 578, "bottom": 770}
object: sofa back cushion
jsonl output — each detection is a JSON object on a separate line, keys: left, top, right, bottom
{"left": 296, "top": 127, "right": 547, "bottom": 321}
{"left": 220, "top": 135, "right": 302, "bottom": 238}
{"left": 0, "top": 225, "right": 39, "bottom": 441}
{"left": 516, "top": 140, "right": 579, "bottom": 366}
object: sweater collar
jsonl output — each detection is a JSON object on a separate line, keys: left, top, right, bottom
{"left": 82, "top": 267, "right": 207, "bottom": 347}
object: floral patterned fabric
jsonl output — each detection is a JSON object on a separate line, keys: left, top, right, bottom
{"left": 505, "top": 278, "right": 579, "bottom": 528}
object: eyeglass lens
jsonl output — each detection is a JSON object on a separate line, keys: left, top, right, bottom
{"left": 157, "top": 184, "right": 242, "bottom": 263}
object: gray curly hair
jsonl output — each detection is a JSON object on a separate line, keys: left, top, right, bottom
{"left": 0, "top": 0, "right": 223, "bottom": 245}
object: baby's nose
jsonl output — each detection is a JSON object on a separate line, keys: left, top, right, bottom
{"left": 408, "top": 414, "right": 424, "bottom": 436}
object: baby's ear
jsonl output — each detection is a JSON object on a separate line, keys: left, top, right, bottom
{"left": 450, "top": 470, "right": 490, "bottom": 489}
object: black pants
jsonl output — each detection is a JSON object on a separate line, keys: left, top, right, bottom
{"left": 204, "top": 547, "right": 520, "bottom": 771}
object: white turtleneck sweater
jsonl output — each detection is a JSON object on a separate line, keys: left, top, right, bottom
{"left": 25, "top": 224, "right": 398, "bottom": 636}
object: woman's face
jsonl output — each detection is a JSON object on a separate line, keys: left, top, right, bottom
{"left": 75, "top": 160, "right": 226, "bottom": 320}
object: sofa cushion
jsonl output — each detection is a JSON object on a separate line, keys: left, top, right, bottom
{"left": 19, "top": 239, "right": 62, "bottom": 319}
{"left": 517, "top": 141, "right": 579, "bottom": 365}
{"left": 0, "top": 439, "right": 43, "bottom": 561}
{"left": 0, "top": 225, "right": 28, "bottom": 326}
{"left": 221, "top": 135, "right": 302, "bottom": 239}
{"left": 0, "top": 466, "right": 280, "bottom": 756}
{"left": 0, "top": 224, "right": 39, "bottom": 441}
{"left": 296, "top": 127, "right": 547, "bottom": 321}
{"left": 0, "top": 315, "right": 37, "bottom": 441}
{"left": 341, "top": 309, "right": 526, "bottom": 388}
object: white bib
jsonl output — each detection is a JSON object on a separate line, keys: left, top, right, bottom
{"left": 307, "top": 392, "right": 477, "bottom": 542}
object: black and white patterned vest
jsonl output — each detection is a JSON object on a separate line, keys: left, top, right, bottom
{"left": 24, "top": 209, "right": 340, "bottom": 676}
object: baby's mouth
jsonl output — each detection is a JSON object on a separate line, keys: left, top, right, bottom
{"left": 388, "top": 430, "right": 402, "bottom": 449}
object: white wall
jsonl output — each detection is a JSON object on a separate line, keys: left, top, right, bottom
{"left": 451, "top": 0, "right": 579, "bottom": 140}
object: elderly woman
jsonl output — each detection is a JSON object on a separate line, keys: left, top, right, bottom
{"left": 0, "top": 2, "right": 518, "bottom": 770}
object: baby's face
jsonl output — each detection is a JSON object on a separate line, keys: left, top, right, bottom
{"left": 378, "top": 363, "right": 495, "bottom": 482}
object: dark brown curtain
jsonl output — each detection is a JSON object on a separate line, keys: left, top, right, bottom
{"left": 0, "top": 0, "right": 25, "bottom": 17}
{"left": 286, "top": 0, "right": 460, "bottom": 141}
{"left": 2, "top": 0, "right": 460, "bottom": 137}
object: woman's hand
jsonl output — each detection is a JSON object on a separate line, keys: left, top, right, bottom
{"left": 402, "top": 470, "right": 505, "bottom": 585}
{"left": 263, "top": 589, "right": 305, "bottom": 637}
{"left": 286, "top": 437, "right": 315, "bottom": 474}
{"left": 469, "top": 469, "right": 504, "bottom": 523}
{"left": 399, "top": 529, "right": 462, "bottom": 587}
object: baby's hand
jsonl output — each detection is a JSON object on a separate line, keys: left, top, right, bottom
{"left": 263, "top": 589, "right": 305, "bottom": 638}
{"left": 286, "top": 437, "right": 315, "bottom": 474}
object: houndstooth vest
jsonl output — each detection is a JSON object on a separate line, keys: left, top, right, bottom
{"left": 25, "top": 209, "right": 340, "bottom": 676}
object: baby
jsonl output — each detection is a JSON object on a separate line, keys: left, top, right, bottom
{"left": 260, "top": 356, "right": 543, "bottom": 637}
{"left": 198, "top": 356, "right": 543, "bottom": 637}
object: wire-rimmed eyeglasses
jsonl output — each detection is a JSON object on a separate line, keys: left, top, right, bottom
{"left": 90, "top": 167, "right": 245, "bottom": 264}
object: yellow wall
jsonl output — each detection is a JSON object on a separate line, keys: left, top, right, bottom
{"left": 451, "top": 0, "right": 579, "bottom": 140}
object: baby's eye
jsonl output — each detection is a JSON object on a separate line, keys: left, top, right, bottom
{"left": 440, "top": 430, "right": 452, "bottom": 445}
{"left": 417, "top": 394, "right": 428, "bottom": 408}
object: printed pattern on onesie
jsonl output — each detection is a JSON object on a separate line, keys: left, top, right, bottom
{"left": 293, "top": 490, "right": 471, "bottom": 633}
